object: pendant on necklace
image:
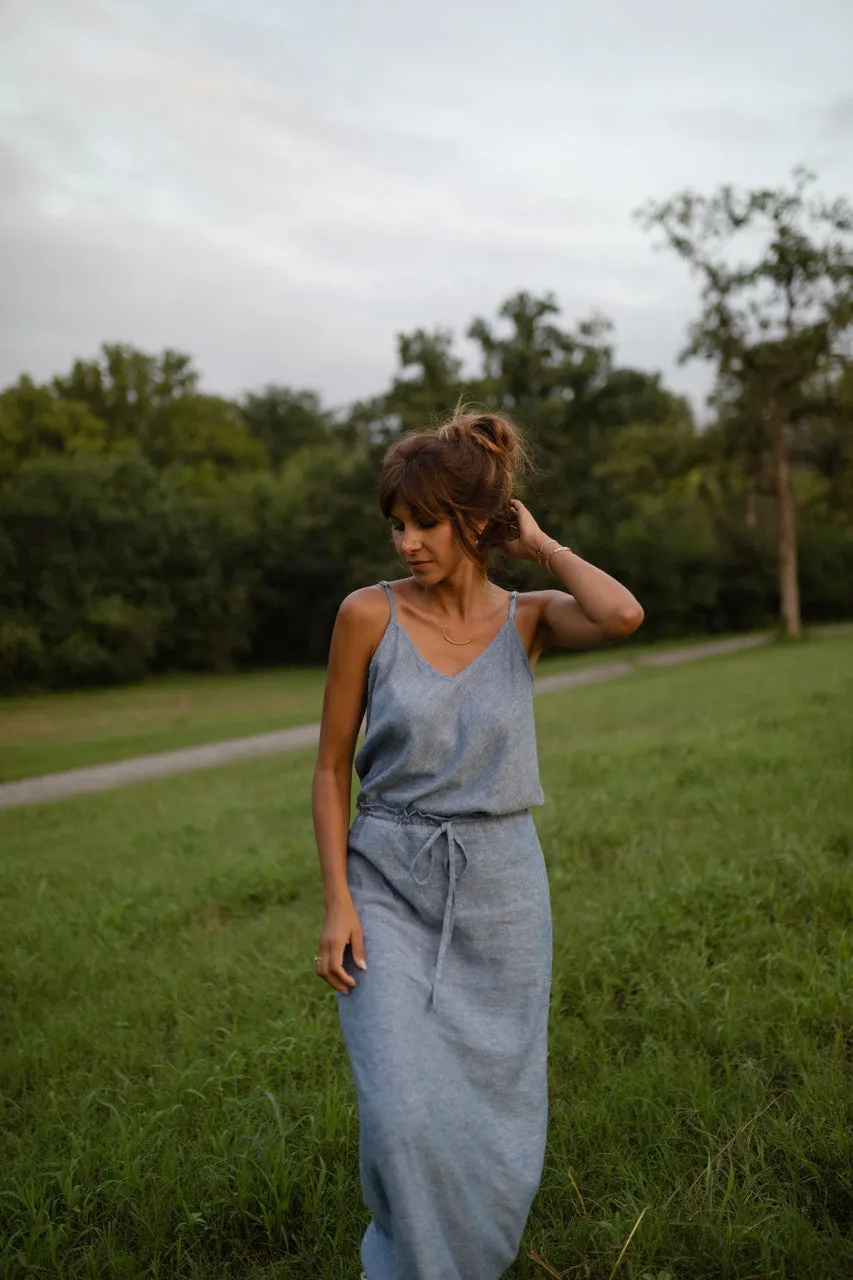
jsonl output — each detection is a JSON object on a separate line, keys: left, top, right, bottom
{"left": 424, "top": 582, "right": 489, "bottom": 646}
{"left": 440, "top": 627, "right": 477, "bottom": 646}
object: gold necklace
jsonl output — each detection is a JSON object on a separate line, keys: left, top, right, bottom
{"left": 423, "top": 584, "right": 491, "bottom": 646}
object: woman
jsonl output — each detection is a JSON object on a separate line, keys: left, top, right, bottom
{"left": 312, "top": 410, "right": 643, "bottom": 1280}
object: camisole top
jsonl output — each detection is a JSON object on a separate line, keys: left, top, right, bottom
{"left": 354, "top": 581, "right": 544, "bottom": 819}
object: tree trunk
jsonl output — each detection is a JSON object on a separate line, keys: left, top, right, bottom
{"left": 769, "top": 401, "right": 802, "bottom": 638}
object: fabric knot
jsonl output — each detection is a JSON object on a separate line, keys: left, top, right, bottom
{"left": 356, "top": 803, "right": 470, "bottom": 1009}
{"left": 410, "top": 817, "right": 469, "bottom": 1009}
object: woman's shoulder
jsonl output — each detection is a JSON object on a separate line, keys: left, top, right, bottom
{"left": 333, "top": 586, "right": 397, "bottom": 665}
{"left": 338, "top": 583, "right": 392, "bottom": 625}
{"left": 513, "top": 587, "right": 555, "bottom": 616}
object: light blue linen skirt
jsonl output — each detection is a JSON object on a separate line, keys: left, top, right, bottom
{"left": 338, "top": 806, "right": 552, "bottom": 1280}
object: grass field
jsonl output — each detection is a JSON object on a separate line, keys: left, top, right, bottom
{"left": 0, "top": 630, "right": 772, "bottom": 785}
{"left": 1, "top": 636, "right": 852, "bottom": 1278}
{"left": 0, "top": 668, "right": 329, "bottom": 784}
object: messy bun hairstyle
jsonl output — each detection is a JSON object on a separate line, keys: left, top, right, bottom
{"left": 378, "top": 408, "right": 530, "bottom": 570}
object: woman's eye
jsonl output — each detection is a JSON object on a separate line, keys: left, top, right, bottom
{"left": 389, "top": 519, "right": 436, "bottom": 532}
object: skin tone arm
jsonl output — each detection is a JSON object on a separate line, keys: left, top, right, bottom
{"left": 507, "top": 498, "right": 644, "bottom": 652}
{"left": 312, "top": 590, "right": 380, "bottom": 994}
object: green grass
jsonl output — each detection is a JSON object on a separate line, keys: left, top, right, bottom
{"left": 0, "top": 667, "right": 328, "bottom": 783}
{"left": 0, "top": 629, "right": 773, "bottom": 785}
{"left": 1, "top": 636, "right": 852, "bottom": 1278}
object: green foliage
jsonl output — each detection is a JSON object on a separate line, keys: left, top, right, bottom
{"left": 50, "top": 628, "right": 117, "bottom": 686}
{"left": 798, "top": 514, "right": 853, "bottom": 620}
{"left": 1, "top": 344, "right": 269, "bottom": 482}
{"left": 240, "top": 386, "right": 332, "bottom": 466}
{"left": 143, "top": 393, "right": 269, "bottom": 471}
{"left": 1, "top": 253, "right": 853, "bottom": 692}
{"left": 52, "top": 343, "right": 199, "bottom": 439}
{"left": 0, "top": 376, "right": 108, "bottom": 480}
{"left": 85, "top": 596, "right": 163, "bottom": 683}
{"left": 0, "top": 616, "right": 44, "bottom": 688}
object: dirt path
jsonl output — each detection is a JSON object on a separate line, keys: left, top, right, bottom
{"left": 0, "top": 633, "right": 774, "bottom": 811}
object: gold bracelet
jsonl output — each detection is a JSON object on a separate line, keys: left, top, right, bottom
{"left": 536, "top": 537, "right": 560, "bottom": 568}
{"left": 545, "top": 544, "right": 571, "bottom": 574}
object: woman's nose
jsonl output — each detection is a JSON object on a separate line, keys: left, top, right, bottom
{"left": 400, "top": 527, "right": 422, "bottom": 554}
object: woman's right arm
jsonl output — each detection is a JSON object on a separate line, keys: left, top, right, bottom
{"left": 312, "top": 588, "right": 382, "bottom": 994}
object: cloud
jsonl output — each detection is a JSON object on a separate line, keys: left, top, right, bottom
{"left": 1, "top": 0, "right": 851, "bottom": 415}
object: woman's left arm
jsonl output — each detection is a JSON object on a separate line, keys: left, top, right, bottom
{"left": 507, "top": 499, "right": 644, "bottom": 650}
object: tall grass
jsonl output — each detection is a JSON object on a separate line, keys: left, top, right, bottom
{"left": 1, "top": 636, "right": 851, "bottom": 1278}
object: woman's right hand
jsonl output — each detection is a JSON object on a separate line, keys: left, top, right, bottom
{"left": 316, "top": 895, "right": 367, "bottom": 994}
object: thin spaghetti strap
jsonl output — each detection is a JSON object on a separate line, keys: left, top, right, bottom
{"left": 508, "top": 590, "right": 518, "bottom": 620}
{"left": 379, "top": 579, "right": 397, "bottom": 621}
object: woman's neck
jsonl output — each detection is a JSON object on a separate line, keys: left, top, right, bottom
{"left": 421, "top": 569, "right": 494, "bottom": 619}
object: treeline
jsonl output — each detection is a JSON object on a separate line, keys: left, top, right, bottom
{"left": 1, "top": 173, "right": 852, "bottom": 692}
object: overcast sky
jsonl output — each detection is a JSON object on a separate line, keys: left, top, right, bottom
{"left": 1, "top": 0, "right": 852, "bottom": 413}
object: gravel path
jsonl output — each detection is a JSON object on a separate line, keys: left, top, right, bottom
{"left": 0, "top": 633, "right": 774, "bottom": 811}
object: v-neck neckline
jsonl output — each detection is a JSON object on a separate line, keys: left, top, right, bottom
{"left": 393, "top": 614, "right": 512, "bottom": 681}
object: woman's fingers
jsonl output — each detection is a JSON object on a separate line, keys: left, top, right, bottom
{"left": 351, "top": 921, "right": 368, "bottom": 972}
{"left": 316, "top": 940, "right": 358, "bottom": 993}
{"left": 315, "top": 907, "right": 367, "bottom": 993}
{"left": 319, "top": 951, "right": 353, "bottom": 993}
{"left": 511, "top": 498, "right": 539, "bottom": 536}
{"left": 508, "top": 497, "right": 548, "bottom": 561}
{"left": 330, "top": 945, "right": 357, "bottom": 993}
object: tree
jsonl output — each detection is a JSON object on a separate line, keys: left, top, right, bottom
{"left": 53, "top": 344, "right": 198, "bottom": 448}
{"left": 791, "top": 357, "right": 853, "bottom": 521}
{"left": 466, "top": 292, "right": 689, "bottom": 537}
{"left": 469, "top": 291, "right": 613, "bottom": 412}
{"left": 638, "top": 169, "right": 853, "bottom": 637}
{"left": 0, "top": 377, "right": 108, "bottom": 480}
{"left": 240, "top": 386, "right": 331, "bottom": 467}
{"left": 52, "top": 344, "right": 267, "bottom": 473}
{"left": 146, "top": 394, "right": 268, "bottom": 472}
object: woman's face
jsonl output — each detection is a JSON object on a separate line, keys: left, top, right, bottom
{"left": 389, "top": 501, "right": 466, "bottom": 582}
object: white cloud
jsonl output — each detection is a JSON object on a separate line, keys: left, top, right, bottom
{"left": 1, "top": 0, "right": 851, "bottom": 415}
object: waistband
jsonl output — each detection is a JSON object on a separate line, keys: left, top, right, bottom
{"left": 355, "top": 800, "right": 530, "bottom": 828}
{"left": 354, "top": 802, "right": 527, "bottom": 1009}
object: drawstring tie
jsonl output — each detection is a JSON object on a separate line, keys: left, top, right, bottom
{"left": 358, "top": 804, "right": 469, "bottom": 1009}
{"left": 411, "top": 818, "right": 469, "bottom": 1008}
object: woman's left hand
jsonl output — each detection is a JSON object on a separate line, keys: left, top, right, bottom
{"left": 503, "top": 498, "right": 551, "bottom": 563}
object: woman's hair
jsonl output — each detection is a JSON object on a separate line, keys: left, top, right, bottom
{"left": 378, "top": 407, "right": 530, "bottom": 569}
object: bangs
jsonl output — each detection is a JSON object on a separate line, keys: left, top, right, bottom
{"left": 379, "top": 453, "right": 452, "bottom": 525}
{"left": 376, "top": 411, "right": 523, "bottom": 569}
